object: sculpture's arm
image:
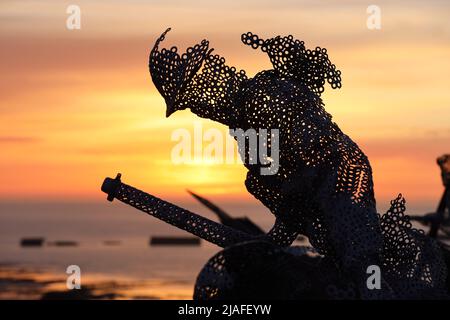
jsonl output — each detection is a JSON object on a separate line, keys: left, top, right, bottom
{"left": 101, "top": 174, "right": 256, "bottom": 248}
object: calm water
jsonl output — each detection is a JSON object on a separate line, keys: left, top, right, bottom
{"left": 0, "top": 199, "right": 274, "bottom": 297}
{"left": 0, "top": 197, "right": 433, "bottom": 298}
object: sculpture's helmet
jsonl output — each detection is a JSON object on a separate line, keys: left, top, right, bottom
{"left": 149, "top": 28, "right": 247, "bottom": 125}
{"left": 149, "top": 28, "right": 211, "bottom": 117}
{"left": 149, "top": 29, "right": 341, "bottom": 124}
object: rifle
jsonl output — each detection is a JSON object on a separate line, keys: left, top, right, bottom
{"left": 101, "top": 173, "right": 255, "bottom": 248}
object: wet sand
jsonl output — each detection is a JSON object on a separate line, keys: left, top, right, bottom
{"left": 0, "top": 264, "right": 193, "bottom": 300}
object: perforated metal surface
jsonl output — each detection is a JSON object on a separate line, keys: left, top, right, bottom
{"left": 146, "top": 29, "right": 448, "bottom": 299}
{"left": 379, "top": 195, "right": 447, "bottom": 298}
{"left": 114, "top": 182, "right": 253, "bottom": 248}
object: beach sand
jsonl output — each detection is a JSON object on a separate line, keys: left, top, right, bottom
{"left": 0, "top": 264, "right": 193, "bottom": 300}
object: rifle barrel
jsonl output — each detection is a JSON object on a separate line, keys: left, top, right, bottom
{"left": 101, "top": 174, "right": 254, "bottom": 248}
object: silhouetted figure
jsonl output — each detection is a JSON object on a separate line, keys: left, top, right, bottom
{"left": 411, "top": 154, "right": 450, "bottom": 238}
{"left": 101, "top": 29, "right": 449, "bottom": 299}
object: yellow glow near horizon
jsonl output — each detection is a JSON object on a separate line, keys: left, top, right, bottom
{"left": 1, "top": 0, "right": 449, "bottom": 211}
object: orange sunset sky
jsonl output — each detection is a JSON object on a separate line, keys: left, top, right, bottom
{"left": 1, "top": 0, "right": 449, "bottom": 213}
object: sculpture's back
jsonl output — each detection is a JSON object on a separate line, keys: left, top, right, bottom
{"left": 235, "top": 37, "right": 382, "bottom": 273}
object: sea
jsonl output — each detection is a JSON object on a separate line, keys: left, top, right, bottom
{"left": 0, "top": 199, "right": 275, "bottom": 299}
{"left": 0, "top": 197, "right": 434, "bottom": 299}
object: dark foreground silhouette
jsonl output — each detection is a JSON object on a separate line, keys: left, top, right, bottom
{"left": 411, "top": 155, "right": 450, "bottom": 238}
{"left": 102, "top": 30, "right": 449, "bottom": 299}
